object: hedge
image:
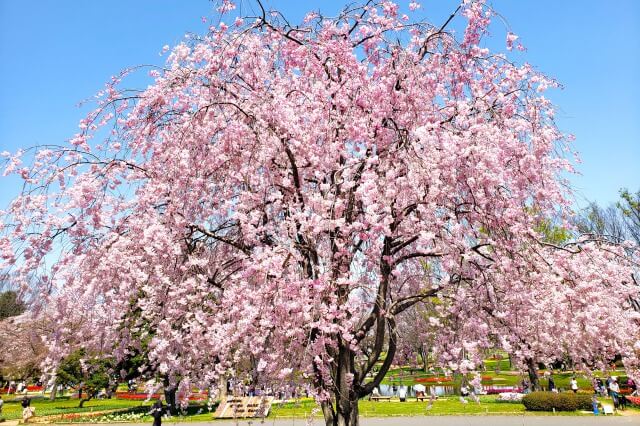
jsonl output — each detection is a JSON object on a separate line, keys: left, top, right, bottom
{"left": 522, "top": 392, "right": 592, "bottom": 411}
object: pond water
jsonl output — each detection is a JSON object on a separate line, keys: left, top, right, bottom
{"left": 378, "top": 384, "right": 454, "bottom": 396}
{"left": 377, "top": 384, "right": 519, "bottom": 396}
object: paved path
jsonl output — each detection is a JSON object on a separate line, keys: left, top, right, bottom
{"left": 62, "top": 416, "right": 639, "bottom": 426}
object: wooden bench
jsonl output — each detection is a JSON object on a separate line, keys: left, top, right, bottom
{"left": 416, "top": 395, "right": 438, "bottom": 402}
{"left": 370, "top": 396, "right": 392, "bottom": 402}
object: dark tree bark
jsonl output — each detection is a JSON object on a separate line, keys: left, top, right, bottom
{"left": 526, "top": 357, "right": 540, "bottom": 391}
{"left": 420, "top": 344, "right": 429, "bottom": 372}
{"left": 78, "top": 393, "right": 93, "bottom": 408}
{"left": 163, "top": 376, "right": 178, "bottom": 416}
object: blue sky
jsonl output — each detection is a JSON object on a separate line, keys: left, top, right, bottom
{"left": 0, "top": 0, "right": 638, "bottom": 209}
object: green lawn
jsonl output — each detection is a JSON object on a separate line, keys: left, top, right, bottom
{"left": 269, "top": 396, "right": 528, "bottom": 417}
{"left": 0, "top": 396, "right": 149, "bottom": 421}
{"left": 54, "top": 395, "right": 621, "bottom": 423}
{"left": 0, "top": 358, "right": 632, "bottom": 424}
{"left": 380, "top": 368, "right": 616, "bottom": 391}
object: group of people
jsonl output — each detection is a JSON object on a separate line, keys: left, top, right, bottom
{"left": 3, "top": 380, "right": 29, "bottom": 395}
{"left": 593, "top": 376, "right": 638, "bottom": 411}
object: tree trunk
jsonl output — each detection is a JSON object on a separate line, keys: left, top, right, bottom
{"left": 319, "top": 341, "right": 362, "bottom": 426}
{"left": 321, "top": 396, "right": 360, "bottom": 426}
{"left": 78, "top": 395, "right": 92, "bottom": 408}
{"left": 218, "top": 376, "right": 228, "bottom": 400}
{"left": 420, "top": 344, "right": 428, "bottom": 372}
{"left": 163, "top": 376, "right": 178, "bottom": 416}
{"left": 49, "top": 381, "right": 57, "bottom": 401}
{"left": 335, "top": 398, "right": 359, "bottom": 426}
{"left": 526, "top": 357, "right": 540, "bottom": 391}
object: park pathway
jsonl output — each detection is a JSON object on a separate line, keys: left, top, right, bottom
{"left": 64, "top": 415, "right": 639, "bottom": 426}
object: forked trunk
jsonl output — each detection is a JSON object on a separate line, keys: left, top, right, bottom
{"left": 336, "top": 396, "right": 359, "bottom": 426}
{"left": 320, "top": 339, "right": 371, "bottom": 426}
{"left": 321, "top": 396, "right": 360, "bottom": 426}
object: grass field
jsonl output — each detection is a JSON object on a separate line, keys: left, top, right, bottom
{"left": 2, "top": 393, "right": 636, "bottom": 423}
{"left": 0, "top": 354, "right": 633, "bottom": 423}
{"left": 0, "top": 396, "right": 149, "bottom": 421}
{"left": 52, "top": 395, "right": 640, "bottom": 423}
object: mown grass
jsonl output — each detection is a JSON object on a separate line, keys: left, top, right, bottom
{"left": 0, "top": 396, "right": 149, "bottom": 420}
{"left": 53, "top": 395, "right": 622, "bottom": 423}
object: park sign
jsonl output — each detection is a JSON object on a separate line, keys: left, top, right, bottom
{"left": 213, "top": 396, "right": 273, "bottom": 419}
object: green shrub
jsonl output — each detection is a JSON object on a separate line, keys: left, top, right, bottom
{"left": 572, "top": 394, "right": 593, "bottom": 410}
{"left": 522, "top": 392, "right": 591, "bottom": 411}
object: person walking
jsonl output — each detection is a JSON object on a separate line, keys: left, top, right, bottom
{"left": 548, "top": 376, "right": 556, "bottom": 392}
{"left": 151, "top": 398, "right": 164, "bottom": 426}
{"left": 605, "top": 375, "right": 613, "bottom": 396}
{"left": 570, "top": 377, "right": 578, "bottom": 393}
{"left": 21, "top": 397, "right": 34, "bottom": 423}
{"left": 609, "top": 378, "right": 620, "bottom": 410}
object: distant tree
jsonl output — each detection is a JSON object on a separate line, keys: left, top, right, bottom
{"left": 574, "top": 189, "right": 640, "bottom": 313}
{"left": 0, "top": 291, "right": 25, "bottom": 320}
{"left": 0, "top": 316, "right": 47, "bottom": 382}
{"left": 56, "top": 350, "right": 112, "bottom": 408}
{"left": 618, "top": 188, "right": 640, "bottom": 245}
{"left": 575, "top": 203, "right": 627, "bottom": 243}
{"left": 575, "top": 188, "right": 640, "bottom": 246}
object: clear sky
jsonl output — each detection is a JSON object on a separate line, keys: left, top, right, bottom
{"left": 0, "top": 0, "right": 638, "bottom": 209}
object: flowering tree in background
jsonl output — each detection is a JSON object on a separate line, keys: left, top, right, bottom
{"left": 1, "top": 1, "right": 639, "bottom": 425}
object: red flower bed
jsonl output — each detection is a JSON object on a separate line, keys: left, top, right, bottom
{"left": 0, "top": 385, "right": 43, "bottom": 393}
{"left": 115, "top": 391, "right": 207, "bottom": 401}
{"left": 415, "top": 377, "right": 452, "bottom": 383}
{"left": 414, "top": 375, "right": 492, "bottom": 383}
{"left": 627, "top": 396, "right": 640, "bottom": 406}
{"left": 115, "top": 392, "right": 162, "bottom": 400}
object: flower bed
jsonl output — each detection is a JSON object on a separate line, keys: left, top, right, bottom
{"left": 115, "top": 392, "right": 208, "bottom": 401}
{"left": 115, "top": 392, "right": 162, "bottom": 400}
{"left": 496, "top": 392, "right": 524, "bottom": 403}
{"left": 414, "top": 377, "right": 452, "bottom": 383}
{"left": 484, "top": 386, "right": 522, "bottom": 394}
{"left": 627, "top": 396, "right": 640, "bottom": 406}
